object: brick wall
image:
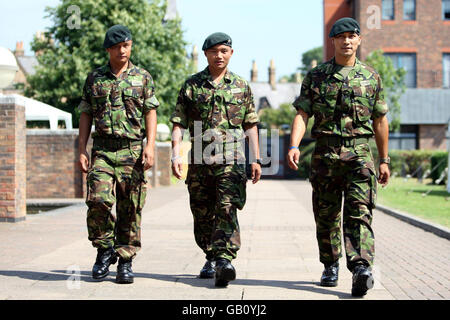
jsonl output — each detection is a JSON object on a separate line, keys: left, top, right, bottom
{"left": 0, "top": 99, "right": 26, "bottom": 222}
{"left": 418, "top": 124, "right": 447, "bottom": 150}
{"left": 26, "top": 130, "right": 87, "bottom": 198}
{"left": 26, "top": 131, "right": 171, "bottom": 199}
{"left": 357, "top": 0, "right": 450, "bottom": 88}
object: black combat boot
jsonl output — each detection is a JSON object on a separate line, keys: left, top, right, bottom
{"left": 214, "top": 258, "right": 236, "bottom": 287}
{"left": 351, "top": 265, "right": 374, "bottom": 297}
{"left": 116, "top": 258, "right": 134, "bottom": 284}
{"left": 199, "top": 259, "right": 216, "bottom": 279}
{"left": 92, "top": 247, "right": 117, "bottom": 280}
{"left": 320, "top": 262, "right": 339, "bottom": 287}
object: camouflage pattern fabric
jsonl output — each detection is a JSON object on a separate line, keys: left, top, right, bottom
{"left": 310, "top": 143, "right": 377, "bottom": 270}
{"left": 171, "top": 67, "right": 257, "bottom": 261}
{"left": 78, "top": 61, "right": 158, "bottom": 261}
{"left": 186, "top": 164, "right": 247, "bottom": 261}
{"left": 293, "top": 57, "right": 388, "bottom": 139}
{"left": 86, "top": 140, "right": 147, "bottom": 261}
{"left": 170, "top": 67, "right": 259, "bottom": 163}
{"left": 78, "top": 61, "right": 159, "bottom": 140}
{"left": 293, "top": 58, "right": 388, "bottom": 271}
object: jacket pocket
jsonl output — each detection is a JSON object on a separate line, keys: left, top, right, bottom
{"left": 225, "top": 96, "right": 245, "bottom": 127}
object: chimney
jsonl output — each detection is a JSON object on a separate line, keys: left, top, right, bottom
{"left": 191, "top": 45, "right": 198, "bottom": 72}
{"left": 250, "top": 60, "right": 258, "bottom": 82}
{"left": 14, "top": 41, "right": 24, "bottom": 57}
{"left": 268, "top": 59, "right": 276, "bottom": 90}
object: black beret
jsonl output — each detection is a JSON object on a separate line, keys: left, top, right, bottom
{"left": 202, "top": 32, "right": 232, "bottom": 51}
{"left": 329, "top": 17, "right": 360, "bottom": 38}
{"left": 103, "top": 25, "right": 132, "bottom": 49}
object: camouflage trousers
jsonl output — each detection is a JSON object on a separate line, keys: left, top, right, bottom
{"left": 186, "top": 164, "right": 247, "bottom": 262}
{"left": 86, "top": 138, "right": 147, "bottom": 261}
{"left": 310, "top": 142, "right": 377, "bottom": 271}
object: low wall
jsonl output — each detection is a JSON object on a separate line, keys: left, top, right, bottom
{"left": 27, "top": 130, "right": 83, "bottom": 198}
{"left": 26, "top": 130, "right": 172, "bottom": 199}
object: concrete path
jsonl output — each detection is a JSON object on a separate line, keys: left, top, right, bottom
{"left": 0, "top": 180, "right": 449, "bottom": 300}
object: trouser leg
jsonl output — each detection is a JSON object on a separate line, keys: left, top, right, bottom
{"left": 187, "top": 166, "right": 216, "bottom": 260}
{"left": 311, "top": 178, "right": 344, "bottom": 266}
{"left": 211, "top": 165, "right": 247, "bottom": 261}
{"left": 86, "top": 153, "right": 116, "bottom": 250}
{"left": 343, "top": 165, "right": 376, "bottom": 271}
{"left": 114, "top": 145, "right": 147, "bottom": 261}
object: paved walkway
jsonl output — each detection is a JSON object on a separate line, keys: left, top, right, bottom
{"left": 0, "top": 180, "right": 449, "bottom": 300}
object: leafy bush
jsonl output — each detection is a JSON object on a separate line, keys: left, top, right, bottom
{"left": 430, "top": 151, "right": 449, "bottom": 184}
{"left": 388, "top": 150, "right": 433, "bottom": 177}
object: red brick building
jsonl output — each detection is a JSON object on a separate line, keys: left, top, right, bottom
{"left": 323, "top": 0, "right": 450, "bottom": 150}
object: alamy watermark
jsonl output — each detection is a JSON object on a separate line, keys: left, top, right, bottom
{"left": 66, "top": 265, "right": 81, "bottom": 290}
{"left": 67, "top": 5, "right": 81, "bottom": 30}
{"left": 366, "top": 5, "right": 381, "bottom": 30}
{"left": 174, "top": 121, "right": 280, "bottom": 176}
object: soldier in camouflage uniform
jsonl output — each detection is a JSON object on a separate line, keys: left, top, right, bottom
{"left": 78, "top": 25, "right": 159, "bottom": 284}
{"left": 170, "top": 32, "right": 262, "bottom": 287}
{"left": 287, "top": 18, "right": 390, "bottom": 297}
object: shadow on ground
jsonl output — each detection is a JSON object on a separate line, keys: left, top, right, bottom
{"left": 0, "top": 269, "right": 358, "bottom": 299}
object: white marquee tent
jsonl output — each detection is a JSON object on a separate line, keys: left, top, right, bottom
{"left": 8, "top": 94, "right": 73, "bottom": 130}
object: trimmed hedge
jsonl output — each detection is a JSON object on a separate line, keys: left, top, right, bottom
{"left": 430, "top": 151, "right": 449, "bottom": 184}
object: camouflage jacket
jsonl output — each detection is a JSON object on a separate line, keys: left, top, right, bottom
{"left": 170, "top": 67, "right": 259, "bottom": 163}
{"left": 78, "top": 61, "right": 159, "bottom": 140}
{"left": 293, "top": 57, "right": 388, "bottom": 138}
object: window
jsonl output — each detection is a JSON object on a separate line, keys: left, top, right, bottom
{"left": 382, "top": 0, "right": 395, "bottom": 20}
{"left": 443, "top": 54, "right": 450, "bottom": 88}
{"left": 403, "top": 0, "right": 416, "bottom": 20}
{"left": 384, "top": 53, "right": 417, "bottom": 88}
{"left": 443, "top": 0, "right": 450, "bottom": 19}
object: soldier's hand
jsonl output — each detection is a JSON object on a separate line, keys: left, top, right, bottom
{"left": 378, "top": 163, "right": 390, "bottom": 187}
{"left": 251, "top": 163, "right": 262, "bottom": 184}
{"left": 142, "top": 146, "right": 154, "bottom": 170}
{"left": 171, "top": 158, "right": 183, "bottom": 179}
{"left": 287, "top": 148, "right": 300, "bottom": 171}
{"left": 79, "top": 151, "right": 90, "bottom": 173}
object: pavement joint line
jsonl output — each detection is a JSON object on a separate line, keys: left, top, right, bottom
{"left": 375, "top": 204, "right": 450, "bottom": 240}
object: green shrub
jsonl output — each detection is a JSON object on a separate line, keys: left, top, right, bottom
{"left": 430, "top": 151, "right": 448, "bottom": 184}
{"left": 387, "top": 150, "right": 433, "bottom": 177}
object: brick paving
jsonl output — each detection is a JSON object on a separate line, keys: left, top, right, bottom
{"left": 0, "top": 180, "right": 448, "bottom": 300}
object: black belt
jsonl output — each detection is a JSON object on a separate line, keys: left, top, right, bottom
{"left": 316, "top": 136, "right": 370, "bottom": 147}
{"left": 93, "top": 137, "right": 143, "bottom": 150}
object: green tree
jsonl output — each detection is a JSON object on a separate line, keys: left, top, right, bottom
{"left": 259, "top": 103, "right": 296, "bottom": 129}
{"left": 279, "top": 46, "right": 323, "bottom": 82}
{"left": 25, "top": 0, "right": 192, "bottom": 127}
{"left": 300, "top": 46, "right": 323, "bottom": 75}
{"left": 364, "top": 49, "right": 406, "bottom": 132}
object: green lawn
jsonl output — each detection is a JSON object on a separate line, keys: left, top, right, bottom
{"left": 377, "top": 177, "right": 450, "bottom": 228}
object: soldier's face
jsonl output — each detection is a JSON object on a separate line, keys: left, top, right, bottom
{"left": 332, "top": 32, "right": 361, "bottom": 58}
{"left": 204, "top": 44, "right": 233, "bottom": 70}
{"left": 106, "top": 40, "right": 133, "bottom": 64}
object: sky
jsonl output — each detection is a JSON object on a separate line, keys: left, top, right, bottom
{"left": 0, "top": 0, "right": 323, "bottom": 82}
